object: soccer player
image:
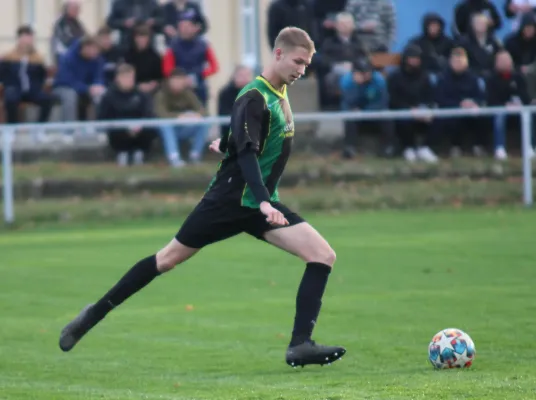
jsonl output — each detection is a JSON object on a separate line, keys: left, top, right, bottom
{"left": 59, "top": 26, "right": 346, "bottom": 368}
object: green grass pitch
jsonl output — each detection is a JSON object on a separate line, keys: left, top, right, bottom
{"left": 1, "top": 209, "right": 536, "bottom": 400}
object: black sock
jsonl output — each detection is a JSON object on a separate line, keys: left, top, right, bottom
{"left": 91, "top": 255, "right": 160, "bottom": 321}
{"left": 290, "top": 262, "right": 331, "bottom": 347}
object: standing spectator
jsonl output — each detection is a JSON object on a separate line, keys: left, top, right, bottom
{"left": 435, "top": 47, "right": 487, "bottom": 157}
{"left": 504, "top": 0, "right": 536, "bottom": 31}
{"left": 106, "top": 0, "right": 164, "bottom": 51}
{"left": 387, "top": 45, "right": 438, "bottom": 163}
{"left": 52, "top": 36, "right": 106, "bottom": 125}
{"left": 458, "top": 13, "right": 503, "bottom": 79}
{"left": 96, "top": 26, "right": 124, "bottom": 87}
{"left": 162, "top": 0, "right": 208, "bottom": 45}
{"left": 345, "top": 0, "right": 396, "bottom": 52}
{"left": 312, "top": 0, "right": 347, "bottom": 44}
{"left": 339, "top": 58, "right": 391, "bottom": 158}
{"left": 51, "top": 0, "right": 86, "bottom": 64}
{"left": 319, "top": 12, "right": 369, "bottom": 100}
{"left": 487, "top": 50, "right": 533, "bottom": 159}
{"left": 267, "top": 0, "right": 314, "bottom": 49}
{"left": 0, "top": 26, "right": 52, "bottom": 128}
{"left": 155, "top": 68, "right": 209, "bottom": 167}
{"left": 162, "top": 15, "right": 219, "bottom": 106}
{"left": 217, "top": 65, "right": 253, "bottom": 140}
{"left": 123, "top": 25, "right": 163, "bottom": 96}
{"left": 504, "top": 13, "right": 536, "bottom": 71}
{"left": 453, "top": 0, "right": 502, "bottom": 37}
{"left": 98, "top": 64, "right": 156, "bottom": 166}
{"left": 408, "top": 13, "right": 454, "bottom": 75}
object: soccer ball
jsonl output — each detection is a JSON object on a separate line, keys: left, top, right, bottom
{"left": 428, "top": 328, "right": 476, "bottom": 369}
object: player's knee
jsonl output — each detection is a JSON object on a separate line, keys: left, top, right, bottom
{"left": 305, "top": 246, "right": 336, "bottom": 268}
{"left": 156, "top": 239, "right": 198, "bottom": 273}
{"left": 155, "top": 248, "right": 177, "bottom": 273}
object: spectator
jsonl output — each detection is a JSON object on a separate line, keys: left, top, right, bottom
{"left": 163, "top": 0, "right": 208, "bottom": 45}
{"left": 345, "top": 0, "right": 396, "bottom": 52}
{"left": 107, "top": 0, "right": 164, "bottom": 51}
{"left": 453, "top": 0, "right": 502, "bottom": 37}
{"left": 435, "top": 47, "right": 487, "bottom": 157}
{"left": 408, "top": 13, "right": 454, "bottom": 75}
{"left": 504, "top": 13, "right": 536, "bottom": 71}
{"left": 96, "top": 26, "right": 124, "bottom": 87}
{"left": 52, "top": 36, "right": 106, "bottom": 125}
{"left": 487, "top": 50, "right": 533, "bottom": 159}
{"left": 51, "top": 0, "right": 86, "bottom": 64}
{"left": 155, "top": 68, "right": 209, "bottom": 167}
{"left": 458, "top": 13, "right": 502, "bottom": 79}
{"left": 267, "top": 0, "right": 314, "bottom": 49}
{"left": 339, "top": 57, "right": 391, "bottom": 159}
{"left": 312, "top": 0, "right": 348, "bottom": 44}
{"left": 123, "top": 25, "right": 163, "bottom": 96}
{"left": 0, "top": 25, "right": 52, "bottom": 137}
{"left": 504, "top": 0, "right": 536, "bottom": 31}
{"left": 98, "top": 64, "right": 156, "bottom": 166}
{"left": 387, "top": 45, "right": 438, "bottom": 163}
{"left": 319, "top": 12, "right": 369, "bottom": 100}
{"left": 217, "top": 65, "right": 254, "bottom": 141}
{"left": 162, "top": 16, "right": 219, "bottom": 106}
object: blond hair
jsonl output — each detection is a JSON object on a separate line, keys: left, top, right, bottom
{"left": 274, "top": 27, "right": 316, "bottom": 54}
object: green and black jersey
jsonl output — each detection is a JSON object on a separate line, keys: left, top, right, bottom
{"left": 204, "top": 76, "right": 295, "bottom": 208}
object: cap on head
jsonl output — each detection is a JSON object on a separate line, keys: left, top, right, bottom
{"left": 352, "top": 57, "right": 372, "bottom": 73}
{"left": 274, "top": 26, "right": 316, "bottom": 54}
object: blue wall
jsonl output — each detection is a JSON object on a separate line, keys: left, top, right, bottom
{"left": 393, "top": 0, "right": 510, "bottom": 51}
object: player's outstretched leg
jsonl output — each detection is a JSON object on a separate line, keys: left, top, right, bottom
{"left": 59, "top": 239, "right": 198, "bottom": 352}
{"left": 263, "top": 222, "right": 346, "bottom": 368}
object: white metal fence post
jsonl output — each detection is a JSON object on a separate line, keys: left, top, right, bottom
{"left": 2, "top": 128, "right": 15, "bottom": 224}
{"left": 521, "top": 109, "right": 533, "bottom": 206}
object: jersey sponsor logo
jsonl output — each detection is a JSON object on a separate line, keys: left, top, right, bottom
{"left": 281, "top": 121, "right": 295, "bottom": 138}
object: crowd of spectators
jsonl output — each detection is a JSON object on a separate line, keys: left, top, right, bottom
{"left": 1, "top": 0, "right": 536, "bottom": 166}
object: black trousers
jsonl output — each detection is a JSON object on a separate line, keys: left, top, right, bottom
{"left": 3, "top": 87, "right": 52, "bottom": 123}
{"left": 395, "top": 120, "right": 433, "bottom": 149}
{"left": 107, "top": 129, "right": 155, "bottom": 153}
{"left": 442, "top": 117, "right": 488, "bottom": 148}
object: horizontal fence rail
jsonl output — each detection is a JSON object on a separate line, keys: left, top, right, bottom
{"left": 2, "top": 106, "right": 534, "bottom": 224}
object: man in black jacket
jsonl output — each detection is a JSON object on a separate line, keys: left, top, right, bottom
{"left": 408, "top": 13, "right": 454, "bottom": 75}
{"left": 504, "top": 12, "right": 536, "bottom": 71}
{"left": 387, "top": 44, "right": 438, "bottom": 163}
{"left": 98, "top": 64, "right": 156, "bottom": 166}
{"left": 487, "top": 50, "right": 534, "bottom": 160}
{"left": 453, "top": 0, "right": 502, "bottom": 37}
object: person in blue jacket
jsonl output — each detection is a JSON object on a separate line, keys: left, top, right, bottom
{"left": 339, "top": 57, "right": 392, "bottom": 158}
{"left": 52, "top": 36, "right": 106, "bottom": 125}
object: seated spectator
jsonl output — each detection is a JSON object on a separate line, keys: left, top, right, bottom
{"left": 267, "top": 0, "right": 314, "bottom": 50}
{"left": 163, "top": 0, "right": 208, "bottom": 45}
{"left": 339, "top": 57, "right": 391, "bottom": 158}
{"left": 458, "top": 13, "right": 502, "bottom": 79}
{"left": 217, "top": 65, "right": 254, "bottom": 140}
{"left": 98, "top": 64, "right": 156, "bottom": 166}
{"left": 408, "top": 13, "right": 454, "bottom": 75}
{"left": 96, "top": 26, "right": 124, "bottom": 87}
{"left": 312, "top": 0, "right": 348, "bottom": 44}
{"left": 387, "top": 45, "right": 438, "bottom": 163}
{"left": 319, "top": 12, "right": 369, "bottom": 100}
{"left": 155, "top": 68, "right": 209, "bottom": 167}
{"left": 345, "top": 0, "right": 396, "bottom": 52}
{"left": 435, "top": 47, "right": 487, "bottom": 157}
{"left": 52, "top": 36, "right": 106, "bottom": 126}
{"left": 453, "top": 0, "right": 502, "bottom": 37}
{"left": 504, "top": 13, "right": 536, "bottom": 71}
{"left": 0, "top": 26, "right": 52, "bottom": 128}
{"left": 51, "top": 0, "right": 86, "bottom": 64}
{"left": 163, "top": 16, "right": 219, "bottom": 106}
{"left": 123, "top": 25, "right": 163, "bottom": 96}
{"left": 504, "top": 0, "right": 536, "bottom": 31}
{"left": 106, "top": 0, "right": 164, "bottom": 51}
{"left": 487, "top": 50, "right": 533, "bottom": 159}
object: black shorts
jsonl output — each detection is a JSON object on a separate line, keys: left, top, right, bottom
{"left": 175, "top": 199, "right": 306, "bottom": 249}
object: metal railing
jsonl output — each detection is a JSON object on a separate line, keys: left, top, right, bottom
{"left": 2, "top": 105, "right": 535, "bottom": 224}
